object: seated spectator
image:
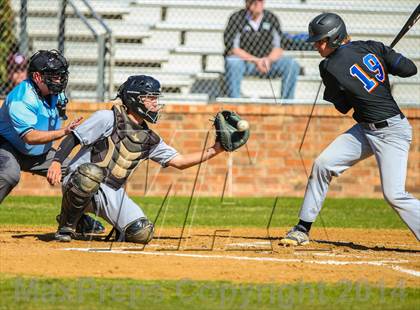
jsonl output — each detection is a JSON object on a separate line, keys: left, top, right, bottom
{"left": 7, "top": 52, "right": 28, "bottom": 92}
{"left": 224, "top": 0, "right": 300, "bottom": 100}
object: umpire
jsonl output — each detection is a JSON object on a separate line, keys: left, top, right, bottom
{"left": 0, "top": 49, "right": 104, "bottom": 233}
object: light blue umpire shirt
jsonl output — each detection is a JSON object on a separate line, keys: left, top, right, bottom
{"left": 0, "top": 79, "right": 61, "bottom": 156}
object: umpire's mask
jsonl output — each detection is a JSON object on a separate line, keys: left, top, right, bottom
{"left": 28, "top": 49, "right": 69, "bottom": 95}
{"left": 117, "top": 75, "right": 164, "bottom": 124}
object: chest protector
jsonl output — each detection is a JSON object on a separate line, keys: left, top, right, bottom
{"left": 91, "top": 105, "right": 160, "bottom": 190}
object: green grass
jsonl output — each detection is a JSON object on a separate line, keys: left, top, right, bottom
{"left": 0, "top": 198, "right": 417, "bottom": 309}
{"left": 0, "top": 276, "right": 418, "bottom": 310}
{"left": 0, "top": 196, "right": 406, "bottom": 229}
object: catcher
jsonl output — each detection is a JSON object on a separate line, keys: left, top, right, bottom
{"left": 47, "top": 75, "right": 249, "bottom": 243}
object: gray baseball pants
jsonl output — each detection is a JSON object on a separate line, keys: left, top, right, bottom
{"left": 298, "top": 114, "right": 420, "bottom": 240}
{"left": 61, "top": 171, "right": 146, "bottom": 234}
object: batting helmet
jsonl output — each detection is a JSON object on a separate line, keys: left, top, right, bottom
{"left": 116, "top": 75, "right": 163, "bottom": 123}
{"left": 28, "top": 49, "right": 69, "bottom": 94}
{"left": 306, "top": 13, "right": 348, "bottom": 48}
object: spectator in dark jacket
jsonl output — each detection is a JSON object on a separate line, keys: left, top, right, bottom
{"left": 224, "top": 0, "right": 300, "bottom": 99}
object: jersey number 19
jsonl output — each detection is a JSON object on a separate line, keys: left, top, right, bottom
{"left": 350, "top": 54, "right": 385, "bottom": 93}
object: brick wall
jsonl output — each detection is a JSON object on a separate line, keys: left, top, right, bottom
{"left": 9, "top": 102, "right": 420, "bottom": 198}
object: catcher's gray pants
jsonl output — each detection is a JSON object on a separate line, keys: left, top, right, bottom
{"left": 299, "top": 114, "right": 420, "bottom": 240}
{"left": 63, "top": 173, "right": 146, "bottom": 234}
{"left": 0, "top": 141, "right": 70, "bottom": 204}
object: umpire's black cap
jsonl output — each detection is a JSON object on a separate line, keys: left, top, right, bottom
{"left": 28, "top": 49, "right": 68, "bottom": 74}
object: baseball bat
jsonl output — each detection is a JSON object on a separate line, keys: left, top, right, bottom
{"left": 390, "top": 4, "right": 420, "bottom": 48}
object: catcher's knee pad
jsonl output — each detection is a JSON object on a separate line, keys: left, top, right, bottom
{"left": 58, "top": 163, "right": 105, "bottom": 231}
{"left": 124, "top": 218, "right": 154, "bottom": 244}
{"left": 72, "top": 163, "right": 105, "bottom": 196}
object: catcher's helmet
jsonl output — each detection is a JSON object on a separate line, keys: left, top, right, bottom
{"left": 306, "top": 13, "right": 347, "bottom": 48}
{"left": 117, "top": 75, "right": 163, "bottom": 123}
{"left": 28, "top": 49, "right": 69, "bottom": 94}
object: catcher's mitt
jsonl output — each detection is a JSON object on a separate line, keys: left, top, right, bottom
{"left": 214, "top": 110, "right": 250, "bottom": 152}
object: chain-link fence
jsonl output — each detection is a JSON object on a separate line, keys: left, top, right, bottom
{"left": 1, "top": 0, "right": 419, "bottom": 104}
{"left": 0, "top": 0, "right": 19, "bottom": 96}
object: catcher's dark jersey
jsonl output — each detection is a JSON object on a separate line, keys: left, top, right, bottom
{"left": 320, "top": 40, "right": 417, "bottom": 123}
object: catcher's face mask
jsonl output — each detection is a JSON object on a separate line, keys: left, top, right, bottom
{"left": 137, "top": 93, "right": 165, "bottom": 123}
{"left": 118, "top": 75, "right": 164, "bottom": 123}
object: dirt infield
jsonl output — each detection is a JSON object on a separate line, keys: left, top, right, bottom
{"left": 1, "top": 226, "right": 419, "bottom": 287}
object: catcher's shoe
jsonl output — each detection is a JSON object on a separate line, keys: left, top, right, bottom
{"left": 56, "top": 214, "right": 105, "bottom": 234}
{"left": 279, "top": 225, "right": 309, "bottom": 246}
{"left": 54, "top": 226, "right": 74, "bottom": 242}
{"left": 77, "top": 214, "right": 105, "bottom": 234}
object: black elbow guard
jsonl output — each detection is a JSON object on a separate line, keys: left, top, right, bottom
{"left": 53, "top": 133, "right": 80, "bottom": 164}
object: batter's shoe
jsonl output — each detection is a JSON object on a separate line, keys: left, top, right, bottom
{"left": 54, "top": 226, "right": 74, "bottom": 242}
{"left": 56, "top": 214, "right": 105, "bottom": 234}
{"left": 279, "top": 225, "right": 310, "bottom": 246}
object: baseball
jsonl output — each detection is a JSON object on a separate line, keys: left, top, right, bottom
{"left": 237, "top": 120, "right": 249, "bottom": 132}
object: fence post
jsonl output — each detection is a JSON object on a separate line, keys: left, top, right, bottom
{"left": 108, "top": 35, "right": 115, "bottom": 100}
{"left": 97, "top": 33, "right": 106, "bottom": 102}
{"left": 19, "top": 0, "right": 29, "bottom": 55}
{"left": 58, "top": 0, "right": 68, "bottom": 54}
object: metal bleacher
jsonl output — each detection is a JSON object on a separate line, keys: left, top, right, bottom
{"left": 12, "top": 0, "right": 420, "bottom": 104}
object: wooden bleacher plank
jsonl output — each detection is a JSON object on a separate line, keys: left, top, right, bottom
{"left": 135, "top": 0, "right": 416, "bottom": 14}
{"left": 25, "top": 17, "right": 151, "bottom": 40}
{"left": 32, "top": 42, "right": 169, "bottom": 64}
{"left": 141, "top": 30, "right": 181, "bottom": 48}
{"left": 155, "top": 20, "right": 420, "bottom": 36}
{"left": 69, "top": 65, "right": 194, "bottom": 88}
{"left": 11, "top": 0, "right": 131, "bottom": 17}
